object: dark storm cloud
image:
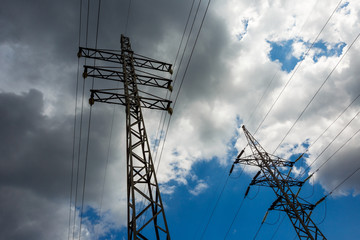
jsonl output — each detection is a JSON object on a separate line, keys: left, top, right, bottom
{"left": 0, "top": 0, "right": 78, "bottom": 59}
{"left": 0, "top": 88, "right": 126, "bottom": 239}
{"left": 0, "top": 89, "right": 70, "bottom": 198}
{"left": 0, "top": 89, "right": 72, "bottom": 239}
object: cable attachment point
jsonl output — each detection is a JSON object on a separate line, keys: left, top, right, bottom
{"left": 168, "top": 85, "right": 173, "bottom": 92}
{"left": 89, "top": 92, "right": 95, "bottom": 106}
{"left": 77, "top": 48, "right": 82, "bottom": 58}
{"left": 83, "top": 66, "right": 88, "bottom": 79}
{"left": 167, "top": 107, "right": 173, "bottom": 115}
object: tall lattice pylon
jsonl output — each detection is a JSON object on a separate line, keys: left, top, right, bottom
{"left": 231, "top": 126, "right": 326, "bottom": 240}
{"left": 78, "top": 35, "right": 172, "bottom": 240}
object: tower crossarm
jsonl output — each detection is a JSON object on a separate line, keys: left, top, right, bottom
{"left": 234, "top": 126, "right": 327, "bottom": 240}
{"left": 78, "top": 47, "right": 173, "bottom": 73}
{"left": 250, "top": 174, "right": 304, "bottom": 187}
{"left": 235, "top": 154, "right": 293, "bottom": 168}
{"left": 269, "top": 196, "right": 315, "bottom": 212}
{"left": 90, "top": 89, "right": 172, "bottom": 112}
{"left": 83, "top": 65, "right": 173, "bottom": 90}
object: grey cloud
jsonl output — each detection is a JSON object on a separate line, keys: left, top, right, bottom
{"left": 0, "top": 88, "right": 127, "bottom": 239}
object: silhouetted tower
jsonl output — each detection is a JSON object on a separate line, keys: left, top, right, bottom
{"left": 231, "top": 126, "right": 326, "bottom": 240}
{"left": 78, "top": 35, "right": 172, "bottom": 240}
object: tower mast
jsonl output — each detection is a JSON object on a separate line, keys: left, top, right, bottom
{"left": 232, "top": 126, "right": 326, "bottom": 240}
{"left": 78, "top": 35, "right": 172, "bottom": 240}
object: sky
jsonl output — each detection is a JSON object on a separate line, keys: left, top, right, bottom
{"left": 0, "top": 0, "right": 360, "bottom": 239}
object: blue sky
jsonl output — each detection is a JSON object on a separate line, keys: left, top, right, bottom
{"left": 268, "top": 39, "right": 347, "bottom": 72}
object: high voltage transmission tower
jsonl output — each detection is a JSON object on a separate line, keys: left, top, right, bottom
{"left": 231, "top": 126, "right": 327, "bottom": 240}
{"left": 78, "top": 35, "right": 172, "bottom": 240}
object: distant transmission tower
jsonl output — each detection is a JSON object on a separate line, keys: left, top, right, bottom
{"left": 231, "top": 126, "right": 326, "bottom": 240}
{"left": 78, "top": 35, "right": 172, "bottom": 239}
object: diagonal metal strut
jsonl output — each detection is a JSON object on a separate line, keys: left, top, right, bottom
{"left": 232, "top": 126, "right": 326, "bottom": 240}
{"left": 79, "top": 34, "right": 172, "bottom": 240}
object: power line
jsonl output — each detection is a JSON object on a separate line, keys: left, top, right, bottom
{"left": 253, "top": 212, "right": 281, "bottom": 240}
{"left": 327, "top": 156, "right": 360, "bottom": 196}
{"left": 298, "top": 109, "right": 359, "bottom": 180}
{"left": 253, "top": 0, "right": 344, "bottom": 136}
{"left": 125, "top": 0, "right": 132, "bottom": 35}
{"left": 223, "top": 197, "right": 246, "bottom": 240}
{"left": 68, "top": 0, "right": 84, "bottom": 239}
{"left": 78, "top": 106, "right": 94, "bottom": 240}
{"left": 94, "top": 103, "right": 117, "bottom": 239}
{"left": 268, "top": 99, "right": 359, "bottom": 239}
{"left": 153, "top": 0, "right": 197, "bottom": 165}
{"left": 303, "top": 93, "right": 360, "bottom": 156}
{"left": 155, "top": 0, "right": 212, "bottom": 174}
{"left": 137, "top": 0, "right": 199, "bottom": 228}
{"left": 295, "top": 127, "right": 360, "bottom": 224}
{"left": 77, "top": 0, "right": 102, "bottom": 238}
{"left": 247, "top": 72, "right": 278, "bottom": 125}
{"left": 72, "top": 0, "right": 92, "bottom": 237}
{"left": 247, "top": 0, "right": 320, "bottom": 126}
{"left": 253, "top": 221, "right": 264, "bottom": 240}
{"left": 154, "top": 0, "right": 200, "bottom": 168}
{"left": 197, "top": 176, "right": 229, "bottom": 240}
{"left": 307, "top": 127, "right": 360, "bottom": 184}
{"left": 273, "top": 31, "right": 360, "bottom": 153}
{"left": 270, "top": 215, "right": 286, "bottom": 240}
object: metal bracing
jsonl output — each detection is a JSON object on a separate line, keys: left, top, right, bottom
{"left": 83, "top": 65, "right": 173, "bottom": 90}
{"left": 232, "top": 126, "right": 326, "bottom": 240}
{"left": 78, "top": 47, "right": 173, "bottom": 72}
{"left": 79, "top": 34, "right": 172, "bottom": 240}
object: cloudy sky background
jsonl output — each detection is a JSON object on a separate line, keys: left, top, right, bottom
{"left": 1, "top": 0, "right": 360, "bottom": 239}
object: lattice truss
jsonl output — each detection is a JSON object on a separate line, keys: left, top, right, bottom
{"left": 231, "top": 126, "right": 327, "bottom": 240}
{"left": 78, "top": 35, "right": 172, "bottom": 240}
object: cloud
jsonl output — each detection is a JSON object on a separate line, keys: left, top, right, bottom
{"left": 189, "top": 180, "right": 209, "bottom": 196}
{"left": 0, "top": 89, "right": 128, "bottom": 239}
{"left": 1, "top": 0, "right": 360, "bottom": 238}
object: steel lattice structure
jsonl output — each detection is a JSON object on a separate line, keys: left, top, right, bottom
{"left": 78, "top": 35, "right": 172, "bottom": 240}
{"left": 232, "top": 126, "right": 326, "bottom": 240}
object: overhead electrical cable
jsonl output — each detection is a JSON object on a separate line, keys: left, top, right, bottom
{"left": 248, "top": 0, "right": 344, "bottom": 235}
{"left": 68, "top": 0, "right": 84, "bottom": 239}
{"left": 252, "top": 221, "right": 264, "bottom": 240}
{"left": 302, "top": 93, "right": 360, "bottom": 156}
{"left": 253, "top": 212, "right": 281, "bottom": 240}
{"left": 273, "top": 31, "right": 360, "bottom": 153}
{"left": 153, "top": 0, "right": 196, "bottom": 164}
{"left": 305, "top": 127, "right": 360, "bottom": 184}
{"left": 247, "top": 72, "right": 278, "bottom": 124}
{"left": 154, "top": 0, "right": 200, "bottom": 167}
{"left": 94, "top": 96, "right": 117, "bottom": 240}
{"left": 298, "top": 109, "right": 359, "bottom": 180}
{"left": 253, "top": 0, "right": 344, "bottom": 136}
{"left": 125, "top": 0, "right": 132, "bottom": 35}
{"left": 91, "top": 0, "right": 134, "bottom": 236}
{"left": 155, "top": 0, "right": 212, "bottom": 173}
{"left": 247, "top": 0, "right": 320, "bottom": 126}
{"left": 139, "top": 0, "right": 204, "bottom": 229}
{"left": 326, "top": 158, "right": 360, "bottom": 197}
{"left": 269, "top": 104, "right": 359, "bottom": 239}
{"left": 294, "top": 128, "right": 360, "bottom": 225}
{"left": 72, "top": 0, "right": 92, "bottom": 238}
{"left": 138, "top": 0, "right": 200, "bottom": 227}
{"left": 78, "top": 0, "right": 102, "bottom": 239}
{"left": 223, "top": 197, "right": 246, "bottom": 240}
{"left": 198, "top": 176, "right": 230, "bottom": 240}
{"left": 270, "top": 215, "right": 286, "bottom": 240}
